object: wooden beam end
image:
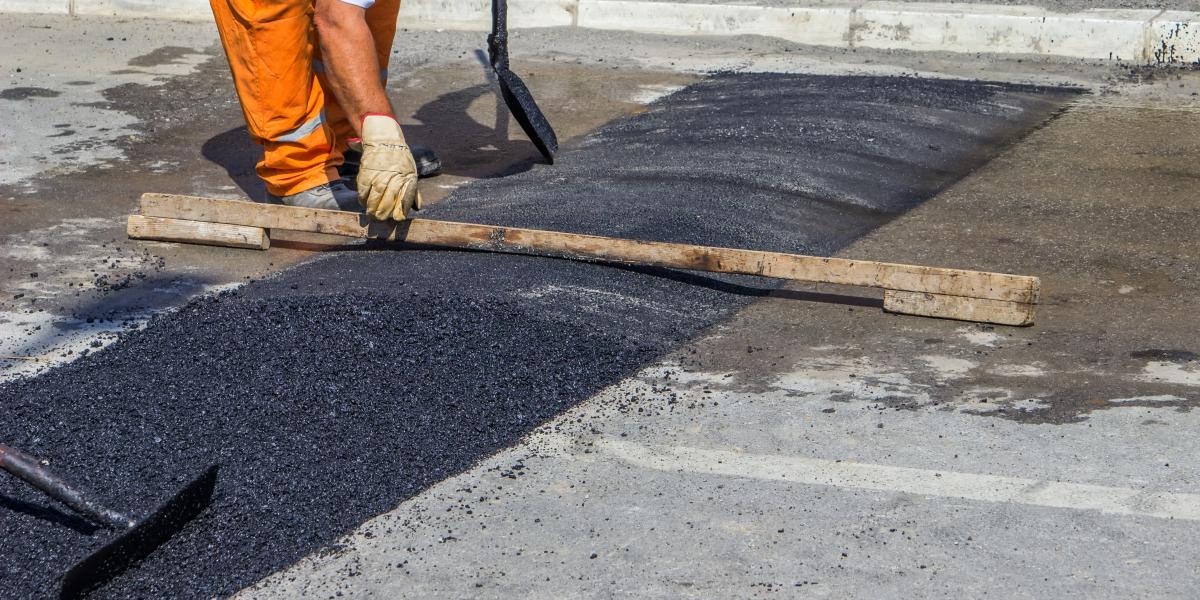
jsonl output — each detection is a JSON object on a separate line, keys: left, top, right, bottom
{"left": 883, "top": 290, "right": 1036, "bottom": 327}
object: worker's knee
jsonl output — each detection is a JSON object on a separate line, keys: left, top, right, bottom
{"left": 313, "top": 0, "right": 364, "bottom": 33}
{"left": 312, "top": 2, "right": 333, "bottom": 33}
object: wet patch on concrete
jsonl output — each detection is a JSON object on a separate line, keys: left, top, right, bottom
{"left": 671, "top": 320, "right": 1200, "bottom": 426}
{"left": 0, "top": 16, "right": 222, "bottom": 187}
{"left": 0, "top": 73, "right": 1075, "bottom": 598}
{"left": 127, "top": 46, "right": 207, "bottom": 68}
{"left": 1131, "top": 349, "right": 1198, "bottom": 362}
{"left": 0, "top": 86, "right": 61, "bottom": 100}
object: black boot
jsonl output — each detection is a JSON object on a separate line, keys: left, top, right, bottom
{"left": 340, "top": 144, "right": 441, "bottom": 181}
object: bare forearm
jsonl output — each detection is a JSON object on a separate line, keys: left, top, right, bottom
{"left": 314, "top": 0, "right": 391, "bottom": 135}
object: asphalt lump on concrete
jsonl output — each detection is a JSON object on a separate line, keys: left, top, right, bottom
{"left": 0, "top": 73, "right": 1076, "bottom": 598}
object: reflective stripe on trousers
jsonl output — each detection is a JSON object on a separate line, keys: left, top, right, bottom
{"left": 276, "top": 111, "right": 326, "bottom": 143}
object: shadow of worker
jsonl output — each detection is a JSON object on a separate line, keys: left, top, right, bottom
{"left": 200, "top": 125, "right": 267, "bottom": 202}
{"left": 400, "top": 81, "right": 545, "bottom": 180}
{"left": 201, "top": 79, "right": 547, "bottom": 199}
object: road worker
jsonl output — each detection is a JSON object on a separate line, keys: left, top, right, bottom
{"left": 209, "top": 0, "right": 436, "bottom": 220}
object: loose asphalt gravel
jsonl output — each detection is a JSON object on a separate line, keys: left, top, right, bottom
{"left": 0, "top": 73, "right": 1076, "bottom": 598}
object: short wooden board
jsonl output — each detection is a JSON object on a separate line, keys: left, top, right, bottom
{"left": 127, "top": 214, "right": 270, "bottom": 251}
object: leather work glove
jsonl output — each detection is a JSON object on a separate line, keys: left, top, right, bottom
{"left": 351, "top": 114, "right": 423, "bottom": 221}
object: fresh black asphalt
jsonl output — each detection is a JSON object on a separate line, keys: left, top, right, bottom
{"left": 0, "top": 73, "right": 1076, "bottom": 598}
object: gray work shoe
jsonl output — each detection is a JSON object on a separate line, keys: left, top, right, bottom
{"left": 266, "top": 179, "right": 362, "bottom": 212}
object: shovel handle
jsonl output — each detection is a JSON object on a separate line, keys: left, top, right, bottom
{"left": 0, "top": 443, "right": 132, "bottom": 530}
{"left": 487, "top": 0, "right": 509, "bottom": 70}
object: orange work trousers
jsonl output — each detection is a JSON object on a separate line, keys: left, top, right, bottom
{"left": 210, "top": 0, "right": 400, "bottom": 197}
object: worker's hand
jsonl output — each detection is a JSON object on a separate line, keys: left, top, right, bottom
{"left": 353, "top": 114, "right": 423, "bottom": 221}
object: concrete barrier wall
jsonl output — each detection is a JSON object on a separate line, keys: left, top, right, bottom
{"left": 0, "top": 0, "right": 69, "bottom": 13}
{"left": 0, "top": 0, "right": 210, "bottom": 18}
{"left": 396, "top": 0, "right": 577, "bottom": 29}
{"left": 73, "top": 0, "right": 214, "bottom": 18}
{"left": 2, "top": 0, "right": 1196, "bottom": 63}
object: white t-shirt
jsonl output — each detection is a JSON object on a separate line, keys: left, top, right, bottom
{"left": 337, "top": 0, "right": 375, "bottom": 7}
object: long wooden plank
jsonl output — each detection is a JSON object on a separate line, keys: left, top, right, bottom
{"left": 127, "top": 214, "right": 270, "bottom": 250}
{"left": 137, "top": 193, "right": 1039, "bottom": 304}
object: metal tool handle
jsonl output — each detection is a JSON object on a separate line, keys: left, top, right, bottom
{"left": 487, "top": 0, "right": 509, "bottom": 71}
{"left": 0, "top": 443, "right": 132, "bottom": 530}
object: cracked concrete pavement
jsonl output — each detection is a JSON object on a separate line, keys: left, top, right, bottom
{"left": 1, "top": 11, "right": 1199, "bottom": 599}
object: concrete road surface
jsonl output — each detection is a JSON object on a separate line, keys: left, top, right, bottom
{"left": 0, "top": 12, "right": 1197, "bottom": 599}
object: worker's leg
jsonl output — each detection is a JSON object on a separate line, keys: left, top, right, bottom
{"left": 210, "top": 0, "right": 339, "bottom": 197}
{"left": 320, "top": 0, "right": 440, "bottom": 179}
{"left": 367, "top": 0, "right": 402, "bottom": 70}
{"left": 319, "top": 0, "right": 401, "bottom": 160}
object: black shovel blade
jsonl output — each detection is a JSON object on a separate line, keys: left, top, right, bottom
{"left": 495, "top": 66, "right": 559, "bottom": 164}
{"left": 59, "top": 465, "right": 219, "bottom": 600}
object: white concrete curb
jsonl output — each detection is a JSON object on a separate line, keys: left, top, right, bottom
{"left": 397, "top": 0, "right": 577, "bottom": 28}
{"left": 577, "top": 1, "right": 853, "bottom": 47}
{"left": 0, "top": 0, "right": 69, "bottom": 14}
{"left": 1, "top": 0, "right": 1196, "bottom": 63}
{"left": 72, "top": 0, "right": 213, "bottom": 18}
{"left": 572, "top": 1, "right": 1200, "bottom": 63}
